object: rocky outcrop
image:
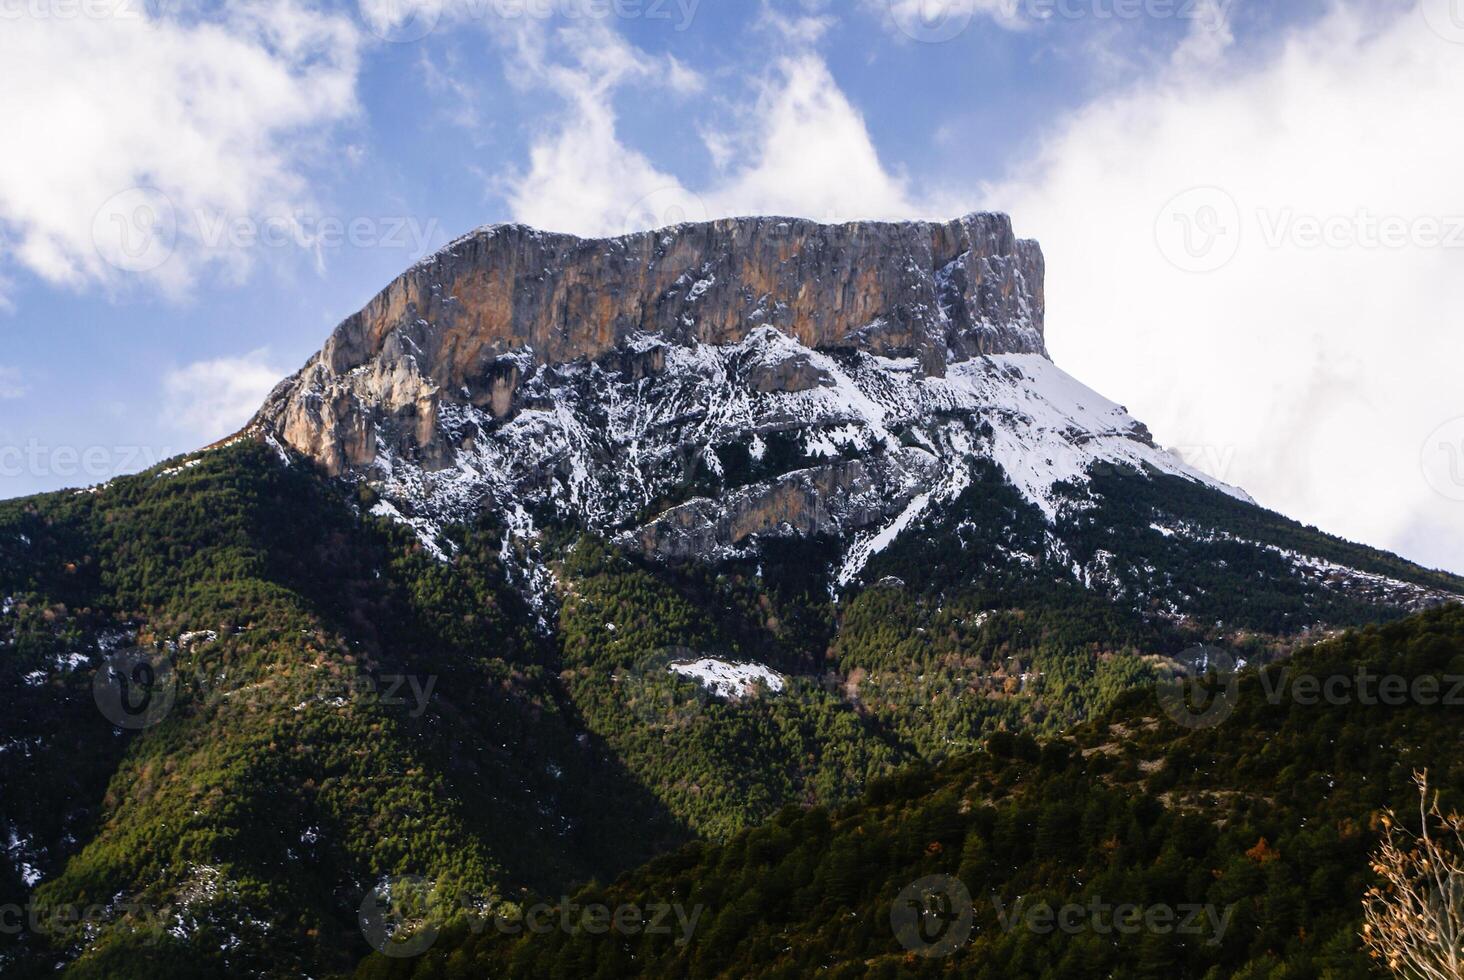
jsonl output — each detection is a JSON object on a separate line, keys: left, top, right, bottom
{"left": 622, "top": 451, "right": 939, "bottom": 560}
{"left": 232, "top": 213, "right": 1464, "bottom": 625}
{"left": 250, "top": 213, "right": 1045, "bottom": 477}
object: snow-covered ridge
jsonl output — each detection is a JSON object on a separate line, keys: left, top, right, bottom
{"left": 1140, "top": 519, "right": 1464, "bottom": 612}
{"left": 352, "top": 327, "right": 1249, "bottom": 598}
{"left": 936, "top": 353, "right": 1255, "bottom": 519}
{"left": 252, "top": 212, "right": 1049, "bottom": 480}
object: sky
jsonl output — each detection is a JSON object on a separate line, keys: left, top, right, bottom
{"left": 0, "top": 0, "right": 1461, "bottom": 574}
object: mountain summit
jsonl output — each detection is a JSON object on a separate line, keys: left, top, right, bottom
{"left": 5, "top": 213, "right": 1462, "bottom": 978}
{"left": 253, "top": 212, "right": 1045, "bottom": 473}
{"left": 248, "top": 213, "right": 1454, "bottom": 616}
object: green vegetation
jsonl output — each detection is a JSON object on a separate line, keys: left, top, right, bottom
{"left": 1, "top": 441, "right": 1458, "bottom": 978}
{"left": 356, "top": 603, "right": 1464, "bottom": 979}
{"left": 859, "top": 460, "right": 1454, "bottom": 635}
{"left": 0, "top": 444, "right": 680, "bottom": 978}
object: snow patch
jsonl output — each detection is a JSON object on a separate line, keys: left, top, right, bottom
{"left": 668, "top": 658, "right": 786, "bottom": 699}
{"left": 157, "top": 458, "right": 202, "bottom": 478}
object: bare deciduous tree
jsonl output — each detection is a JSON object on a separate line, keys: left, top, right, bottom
{"left": 1363, "top": 770, "right": 1464, "bottom": 980}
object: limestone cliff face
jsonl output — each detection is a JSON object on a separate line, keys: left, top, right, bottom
{"left": 251, "top": 213, "right": 1045, "bottom": 477}
{"left": 235, "top": 215, "right": 1464, "bottom": 619}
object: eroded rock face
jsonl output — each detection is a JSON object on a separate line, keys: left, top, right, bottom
{"left": 235, "top": 214, "right": 1464, "bottom": 623}
{"left": 251, "top": 213, "right": 1045, "bottom": 477}
{"left": 622, "top": 452, "right": 939, "bottom": 561}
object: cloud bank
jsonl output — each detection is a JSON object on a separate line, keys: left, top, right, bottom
{"left": 162, "top": 349, "right": 287, "bottom": 444}
{"left": 491, "top": 0, "right": 1464, "bottom": 572}
{"left": 985, "top": 1, "right": 1464, "bottom": 573}
{"left": 5, "top": 0, "right": 1456, "bottom": 573}
{"left": 0, "top": 2, "right": 361, "bottom": 298}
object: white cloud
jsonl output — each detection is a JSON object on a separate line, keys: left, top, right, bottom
{"left": 496, "top": 0, "right": 1464, "bottom": 574}
{"left": 498, "top": 18, "right": 692, "bottom": 235}
{"left": 418, "top": 47, "right": 487, "bottom": 133}
{"left": 0, "top": 366, "right": 25, "bottom": 400}
{"left": 0, "top": 3, "right": 361, "bottom": 298}
{"left": 702, "top": 56, "right": 920, "bottom": 222}
{"left": 985, "top": 0, "right": 1464, "bottom": 573}
{"left": 1167, "top": 0, "right": 1235, "bottom": 69}
{"left": 873, "top": 0, "right": 1027, "bottom": 38}
{"left": 500, "top": 16, "right": 921, "bottom": 235}
{"left": 162, "top": 349, "right": 286, "bottom": 445}
{"left": 664, "top": 55, "right": 707, "bottom": 96}
{"left": 758, "top": 0, "right": 838, "bottom": 44}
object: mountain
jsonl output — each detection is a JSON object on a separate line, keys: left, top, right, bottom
{"left": 247, "top": 213, "right": 1458, "bottom": 619}
{"left": 1, "top": 213, "right": 1459, "bottom": 978}
{"left": 353, "top": 603, "right": 1464, "bottom": 980}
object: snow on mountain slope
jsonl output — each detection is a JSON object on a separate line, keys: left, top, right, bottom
{"left": 947, "top": 354, "right": 1254, "bottom": 518}
{"left": 346, "top": 327, "right": 1245, "bottom": 590}
{"left": 239, "top": 214, "right": 1460, "bottom": 619}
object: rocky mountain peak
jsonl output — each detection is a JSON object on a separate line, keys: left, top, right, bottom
{"left": 234, "top": 211, "right": 1464, "bottom": 621}
{"left": 252, "top": 212, "right": 1045, "bottom": 476}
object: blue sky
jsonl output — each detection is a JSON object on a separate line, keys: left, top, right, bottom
{"left": 2, "top": 0, "right": 1462, "bottom": 573}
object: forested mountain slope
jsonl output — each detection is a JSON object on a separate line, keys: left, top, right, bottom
{"left": 3, "top": 213, "right": 1460, "bottom": 977}
{"left": 356, "top": 604, "right": 1464, "bottom": 979}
